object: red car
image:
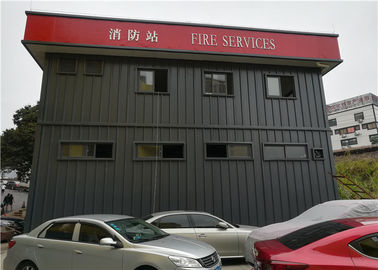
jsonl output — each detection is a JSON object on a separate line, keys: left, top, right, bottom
{"left": 253, "top": 217, "right": 378, "bottom": 270}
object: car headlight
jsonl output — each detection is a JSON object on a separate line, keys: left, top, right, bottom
{"left": 169, "top": 256, "right": 202, "bottom": 268}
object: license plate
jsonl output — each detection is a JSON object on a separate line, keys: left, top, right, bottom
{"left": 214, "top": 266, "right": 221, "bottom": 270}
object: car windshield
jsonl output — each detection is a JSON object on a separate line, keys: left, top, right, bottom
{"left": 106, "top": 218, "right": 168, "bottom": 243}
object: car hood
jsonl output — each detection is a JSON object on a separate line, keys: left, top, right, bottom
{"left": 137, "top": 234, "right": 215, "bottom": 259}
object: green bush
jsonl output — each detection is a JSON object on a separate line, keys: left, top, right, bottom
{"left": 335, "top": 155, "right": 378, "bottom": 199}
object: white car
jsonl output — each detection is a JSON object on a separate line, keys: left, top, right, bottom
{"left": 143, "top": 210, "right": 258, "bottom": 258}
{"left": 244, "top": 199, "right": 378, "bottom": 265}
{"left": 4, "top": 214, "right": 221, "bottom": 270}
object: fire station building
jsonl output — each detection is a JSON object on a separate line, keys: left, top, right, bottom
{"left": 23, "top": 11, "right": 342, "bottom": 231}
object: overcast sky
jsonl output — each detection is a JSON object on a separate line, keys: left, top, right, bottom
{"left": 1, "top": 0, "right": 377, "bottom": 131}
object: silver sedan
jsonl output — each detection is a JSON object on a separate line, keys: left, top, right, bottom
{"left": 4, "top": 214, "right": 221, "bottom": 270}
{"left": 143, "top": 211, "right": 258, "bottom": 258}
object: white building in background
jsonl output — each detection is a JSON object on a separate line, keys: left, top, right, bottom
{"left": 327, "top": 93, "right": 378, "bottom": 152}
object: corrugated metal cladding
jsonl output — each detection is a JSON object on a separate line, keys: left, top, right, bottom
{"left": 25, "top": 53, "right": 338, "bottom": 231}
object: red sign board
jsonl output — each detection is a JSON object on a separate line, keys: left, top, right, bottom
{"left": 24, "top": 12, "right": 341, "bottom": 61}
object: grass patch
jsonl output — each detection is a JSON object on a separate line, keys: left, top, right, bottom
{"left": 335, "top": 154, "right": 378, "bottom": 199}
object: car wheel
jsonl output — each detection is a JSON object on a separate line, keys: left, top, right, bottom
{"left": 16, "top": 261, "right": 38, "bottom": 270}
{"left": 136, "top": 266, "right": 156, "bottom": 270}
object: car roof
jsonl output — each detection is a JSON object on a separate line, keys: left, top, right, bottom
{"left": 52, "top": 214, "right": 134, "bottom": 223}
{"left": 149, "top": 210, "right": 211, "bottom": 217}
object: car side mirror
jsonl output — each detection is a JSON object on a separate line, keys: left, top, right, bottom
{"left": 216, "top": 222, "right": 228, "bottom": 230}
{"left": 100, "top": 237, "right": 123, "bottom": 248}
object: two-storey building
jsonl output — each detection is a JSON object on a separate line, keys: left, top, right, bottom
{"left": 23, "top": 11, "right": 342, "bottom": 231}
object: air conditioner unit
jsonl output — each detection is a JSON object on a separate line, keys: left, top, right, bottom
{"left": 358, "top": 118, "right": 364, "bottom": 123}
{"left": 341, "top": 134, "right": 347, "bottom": 138}
{"left": 355, "top": 131, "right": 360, "bottom": 136}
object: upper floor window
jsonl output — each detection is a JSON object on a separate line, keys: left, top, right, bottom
{"left": 206, "top": 143, "right": 252, "bottom": 159}
{"left": 265, "top": 75, "right": 295, "bottom": 98}
{"left": 263, "top": 144, "right": 308, "bottom": 160}
{"left": 328, "top": 118, "right": 337, "bottom": 127}
{"left": 136, "top": 143, "right": 184, "bottom": 160}
{"left": 362, "top": 122, "right": 377, "bottom": 130}
{"left": 61, "top": 142, "right": 113, "bottom": 159}
{"left": 58, "top": 58, "right": 77, "bottom": 74}
{"left": 138, "top": 69, "right": 168, "bottom": 93}
{"left": 204, "top": 72, "right": 233, "bottom": 95}
{"left": 335, "top": 125, "right": 360, "bottom": 135}
{"left": 84, "top": 59, "right": 103, "bottom": 76}
{"left": 354, "top": 112, "right": 364, "bottom": 122}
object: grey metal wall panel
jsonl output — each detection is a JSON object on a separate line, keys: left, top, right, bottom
{"left": 25, "top": 54, "right": 338, "bottom": 231}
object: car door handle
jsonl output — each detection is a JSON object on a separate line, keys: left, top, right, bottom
{"left": 74, "top": 250, "right": 83, "bottom": 254}
{"left": 37, "top": 244, "right": 44, "bottom": 248}
{"left": 198, "top": 233, "right": 206, "bottom": 238}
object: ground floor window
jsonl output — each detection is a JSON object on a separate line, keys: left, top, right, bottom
{"left": 263, "top": 144, "right": 308, "bottom": 160}
{"left": 369, "top": 134, "right": 378, "bottom": 144}
{"left": 60, "top": 142, "right": 113, "bottom": 159}
{"left": 205, "top": 143, "right": 252, "bottom": 159}
{"left": 136, "top": 143, "right": 184, "bottom": 160}
{"left": 341, "top": 138, "right": 358, "bottom": 147}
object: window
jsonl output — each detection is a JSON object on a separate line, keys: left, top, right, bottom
{"left": 279, "top": 221, "right": 353, "bottom": 250}
{"left": 85, "top": 59, "right": 103, "bottom": 76}
{"left": 336, "top": 125, "right": 361, "bottom": 135}
{"left": 328, "top": 118, "right": 337, "bottom": 127}
{"left": 204, "top": 72, "right": 233, "bottom": 95}
{"left": 42, "top": 223, "right": 75, "bottom": 241}
{"left": 264, "top": 144, "right": 308, "bottom": 160}
{"left": 265, "top": 75, "right": 295, "bottom": 98}
{"left": 341, "top": 138, "right": 358, "bottom": 147}
{"left": 206, "top": 144, "right": 227, "bottom": 158}
{"left": 312, "top": 148, "right": 324, "bottom": 160}
{"left": 350, "top": 234, "right": 378, "bottom": 259}
{"left": 79, "top": 223, "right": 112, "bottom": 244}
{"left": 330, "top": 130, "right": 333, "bottom": 136}
{"left": 61, "top": 142, "right": 113, "bottom": 159}
{"left": 58, "top": 58, "right": 77, "bottom": 74}
{"left": 362, "top": 122, "right": 377, "bottom": 130}
{"left": 354, "top": 112, "right": 364, "bottom": 122}
{"left": 106, "top": 218, "right": 168, "bottom": 243}
{"left": 153, "top": 215, "right": 191, "bottom": 229}
{"left": 191, "top": 214, "right": 222, "bottom": 228}
{"left": 206, "top": 143, "right": 252, "bottom": 159}
{"left": 369, "top": 134, "right": 378, "bottom": 144}
{"left": 138, "top": 69, "right": 168, "bottom": 93}
{"left": 136, "top": 143, "right": 184, "bottom": 159}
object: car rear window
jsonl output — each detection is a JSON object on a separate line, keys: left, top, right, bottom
{"left": 279, "top": 221, "right": 353, "bottom": 250}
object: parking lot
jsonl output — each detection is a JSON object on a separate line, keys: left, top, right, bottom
{"left": 0, "top": 243, "right": 250, "bottom": 270}
{"left": 0, "top": 189, "right": 251, "bottom": 269}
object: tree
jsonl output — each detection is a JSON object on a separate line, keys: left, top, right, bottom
{"left": 1, "top": 103, "right": 39, "bottom": 182}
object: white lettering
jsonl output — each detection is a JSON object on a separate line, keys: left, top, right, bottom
{"left": 191, "top": 33, "right": 198, "bottom": 45}
{"left": 222, "top": 35, "right": 228, "bottom": 47}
